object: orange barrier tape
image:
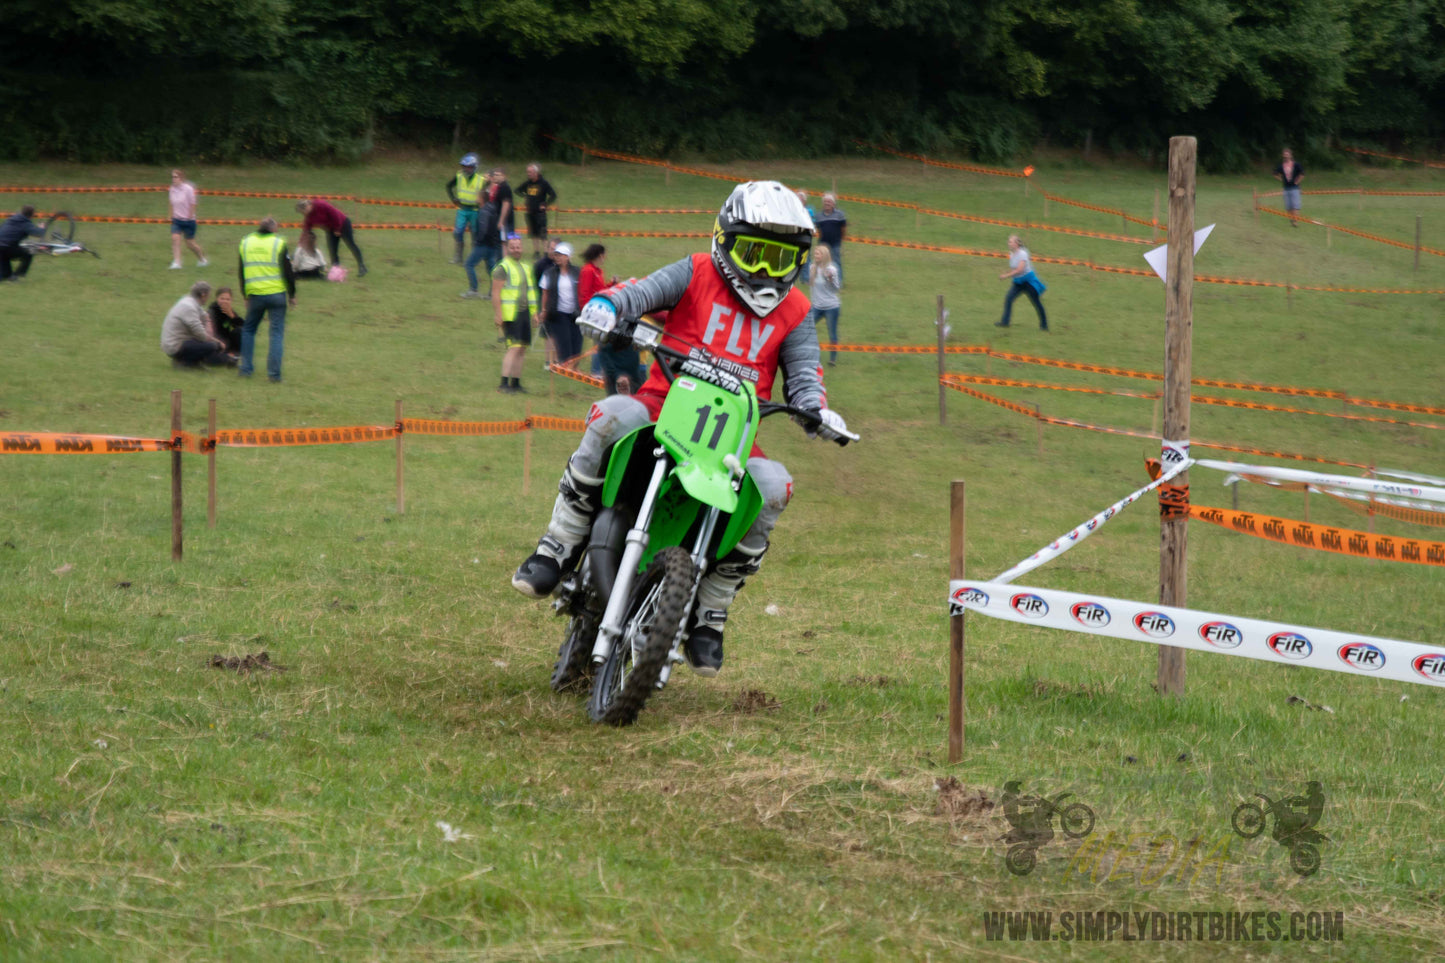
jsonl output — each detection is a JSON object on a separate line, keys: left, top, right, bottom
{"left": 0, "top": 431, "right": 171, "bottom": 453}
{"left": 912, "top": 204, "right": 1151, "bottom": 244}
{"left": 402, "top": 418, "right": 526, "bottom": 436}
{"left": 546, "top": 363, "right": 606, "bottom": 389}
{"left": 942, "top": 373, "right": 1159, "bottom": 399}
{"left": 1257, "top": 206, "right": 1445, "bottom": 257}
{"left": 529, "top": 415, "right": 588, "bottom": 432}
{"left": 555, "top": 207, "right": 712, "bottom": 215}
{"left": 853, "top": 141, "right": 1030, "bottom": 179}
{"left": 1340, "top": 146, "right": 1445, "bottom": 170}
{"left": 1347, "top": 397, "right": 1445, "bottom": 417}
{"left": 1258, "top": 188, "right": 1445, "bottom": 198}
{"left": 1041, "top": 191, "right": 1158, "bottom": 229}
{"left": 940, "top": 379, "right": 1372, "bottom": 468}
{"left": 213, "top": 425, "right": 396, "bottom": 447}
{"left": 1192, "top": 393, "right": 1445, "bottom": 430}
{"left": 831, "top": 343, "right": 988, "bottom": 355}
{"left": 1191, "top": 505, "right": 1445, "bottom": 566}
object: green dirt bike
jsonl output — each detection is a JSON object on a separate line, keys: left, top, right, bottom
{"left": 547, "top": 318, "right": 855, "bottom": 726}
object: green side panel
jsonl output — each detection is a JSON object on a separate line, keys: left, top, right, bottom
{"left": 716, "top": 473, "right": 763, "bottom": 559}
{"left": 601, "top": 425, "right": 651, "bottom": 508}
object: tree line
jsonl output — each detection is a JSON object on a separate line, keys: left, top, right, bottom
{"left": 1, "top": 0, "right": 1441, "bottom": 169}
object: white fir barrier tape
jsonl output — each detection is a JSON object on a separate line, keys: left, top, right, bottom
{"left": 948, "top": 580, "right": 1445, "bottom": 688}
{"left": 992, "top": 458, "right": 1192, "bottom": 585}
{"left": 1195, "top": 460, "right": 1445, "bottom": 505}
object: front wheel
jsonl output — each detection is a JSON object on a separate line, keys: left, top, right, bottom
{"left": 41, "top": 213, "right": 75, "bottom": 244}
{"left": 1059, "top": 803, "right": 1095, "bottom": 839}
{"left": 1232, "top": 802, "right": 1267, "bottom": 839}
{"left": 587, "top": 547, "right": 694, "bottom": 726}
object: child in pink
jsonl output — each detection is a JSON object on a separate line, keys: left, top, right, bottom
{"left": 168, "top": 169, "right": 208, "bottom": 269}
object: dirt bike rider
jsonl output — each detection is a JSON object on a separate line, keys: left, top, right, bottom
{"left": 1272, "top": 781, "right": 1325, "bottom": 844}
{"left": 1001, "top": 781, "right": 1054, "bottom": 846}
{"left": 511, "top": 180, "right": 855, "bottom": 677}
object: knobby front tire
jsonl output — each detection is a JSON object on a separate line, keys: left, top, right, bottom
{"left": 587, "top": 547, "right": 694, "bottom": 726}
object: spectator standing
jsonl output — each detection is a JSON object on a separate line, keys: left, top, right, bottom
{"left": 291, "top": 230, "right": 329, "bottom": 279}
{"left": 533, "top": 240, "right": 559, "bottom": 365}
{"left": 806, "top": 245, "right": 842, "bottom": 365}
{"left": 447, "top": 153, "right": 484, "bottom": 263}
{"left": 1273, "top": 149, "right": 1305, "bottom": 226}
{"left": 539, "top": 241, "right": 583, "bottom": 364}
{"left": 0, "top": 204, "right": 44, "bottom": 282}
{"left": 462, "top": 169, "right": 513, "bottom": 299}
{"left": 995, "top": 234, "right": 1048, "bottom": 331}
{"left": 168, "top": 169, "right": 209, "bottom": 270}
{"left": 237, "top": 216, "right": 297, "bottom": 381}
{"left": 297, "top": 198, "right": 367, "bottom": 276}
{"left": 493, "top": 233, "right": 539, "bottom": 393}
{"left": 208, "top": 286, "right": 244, "bottom": 355}
{"left": 796, "top": 190, "right": 816, "bottom": 282}
{"left": 518, "top": 164, "right": 558, "bottom": 257}
{"left": 814, "top": 192, "right": 847, "bottom": 284}
{"left": 580, "top": 244, "right": 645, "bottom": 395}
{"left": 162, "top": 281, "right": 231, "bottom": 367}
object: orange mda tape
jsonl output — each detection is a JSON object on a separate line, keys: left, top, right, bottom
{"left": 401, "top": 418, "right": 527, "bottom": 436}
{"left": 0, "top": 431, "right": 171, "bottom": 453}
{"left": 1191, "top": 505, "right": 1445, "bottom": 566}
{"left": 213, "top": 425, "right": 396, "bottom": 447}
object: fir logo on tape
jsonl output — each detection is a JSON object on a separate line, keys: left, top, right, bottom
{"left": 951, "top": 586, "right": 989, "bottom": 608}
{"left": 1338, "top": 642, "right": 1386, "bottom": 672}
{"left": 1267, "top": 632, "right": 1313, "bottom": 660}
{"left": 1199, "top": 621, "right": 1244, "bottom": 649}
{"left": 1070, "top": 601, "right": 1110, "bottom": 627}
{"left": 1010, "top": 593, "right": 1049, "bottom": 619}
{"left": 1411, "top": 654, "right": 1445, "bottom": 684}
{"left": 1133, "top": 611, "right": 1175, "bottom": 638}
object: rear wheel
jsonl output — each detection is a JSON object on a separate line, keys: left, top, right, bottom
{"left": 41, "top": 213, "right": 75, "bottom": 244}
{"left": 587, "top": 547, "right": 694, "bottom": 726}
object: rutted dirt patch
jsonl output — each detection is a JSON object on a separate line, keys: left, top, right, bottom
{"left": 934, "top": 776, "right": 995, "bottom": 819}
{"left": 845, "top": 675, "right": 893, "bottom": 688}
{"left": 731, "top": 689, "right": 781, "bottom": 713}
{"left": 208, "top": 651, "right": 286, "bottom": 674}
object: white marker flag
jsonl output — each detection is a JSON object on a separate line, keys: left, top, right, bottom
{"left": 1144, "top": 224, "right": 1215, "bottom": 283}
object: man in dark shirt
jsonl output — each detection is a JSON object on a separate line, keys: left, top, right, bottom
{"left": 1273, "top": 149, "right": 1305, "bottom": 226}
{"left": 814, "top": 193, "right": 847, "bottom": 283}
{"left": 0, "top": 205, "right": 45, "bottom": 281}
{"left": 517, "top": 164, "right": 558, "bottom": 257}
{"left": 296, "top": 197, "right": 368, "bottom": 276}
{"left": 462, "top": 169, "right": 514, "bottom": 299}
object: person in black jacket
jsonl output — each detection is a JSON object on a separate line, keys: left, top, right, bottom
{"left": 0, "top": 205, "right": 45, "bottom": 281}
{"left": 518, "top": 164, "right": 558, "bottom": 257}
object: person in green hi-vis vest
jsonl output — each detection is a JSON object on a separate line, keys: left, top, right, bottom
{"left": 236, "top": 216, "right": 296, "bottom": 383}
{"left": 492, "top": 233, "right": 539, "bottom": 394}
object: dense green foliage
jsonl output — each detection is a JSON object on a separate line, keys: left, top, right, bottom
{"left": 2, "top": 0, "right": 1444, "bottom": 166}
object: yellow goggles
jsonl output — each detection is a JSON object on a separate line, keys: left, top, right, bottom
{"left": 728, "top": 236, "right": 802, "bottom": 277}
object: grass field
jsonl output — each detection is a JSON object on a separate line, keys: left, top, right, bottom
{"left": 1, "top": 150, "right": 1443, "bottom": 960}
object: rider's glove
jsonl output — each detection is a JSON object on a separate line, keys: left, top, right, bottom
{"left": 799, "top": 408, "right": 858, "bottom": 444}
{"left": 577, "top": 297, "right": 619, "bottom": 338}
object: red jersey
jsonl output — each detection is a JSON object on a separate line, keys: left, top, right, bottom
{"left": 633, "top": 253, "right": 814, "bottom": 419}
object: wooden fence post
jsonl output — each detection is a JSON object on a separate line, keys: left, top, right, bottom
{"left": 1158, "top": 135, "right": 1196, "bottom": 698}
{"left": 948, "top": 480, "right": 966, "bottom": 764}
{"left": 1416, "top": 215, "right": 1423, "bottom": 273}
{"left": 523, "top": 404, "right": 533, "bottom": 496}
{"left": 170, "top": 390, "right": 183, "bottom": 562}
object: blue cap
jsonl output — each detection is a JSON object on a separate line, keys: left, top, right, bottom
{"left": 505, "top": 232, "right": 521, "bottom": 241}
{"left": 460, "top": 153, "right": 478, "bottom": 167}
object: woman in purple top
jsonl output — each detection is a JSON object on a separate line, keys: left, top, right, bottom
{"left": 296, "top": 198, "right": 368, "bottom": 276}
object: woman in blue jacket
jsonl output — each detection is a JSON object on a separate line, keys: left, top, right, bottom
{"left": 995, "top": 234, "right": 1048, "bottom": 331}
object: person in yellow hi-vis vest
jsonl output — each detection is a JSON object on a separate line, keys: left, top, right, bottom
{"left": 446, "top": 153, "right": 484, "bottom": 264}
{"left": 236, "top": 216, "right": 296, "bottom": 382}
{"left": 492, "top": 232, "right": 539, "bottom": 393}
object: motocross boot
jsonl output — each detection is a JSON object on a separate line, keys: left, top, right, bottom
{"left": 511, "top": 460, "right": 603, "bottom": 598}
{"left": 684, "top": 541, "right": 767, "bottom": 677}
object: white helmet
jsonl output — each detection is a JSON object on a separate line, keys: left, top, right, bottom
{"left": 711, "top": 181, "right": 815, "bottom": 317}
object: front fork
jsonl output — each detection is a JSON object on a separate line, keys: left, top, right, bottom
{"left": 588, "top": 449, "right": 722, "bottom": 677}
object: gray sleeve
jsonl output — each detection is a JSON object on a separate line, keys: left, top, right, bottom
{"left": 601, "top": 257, "right": 695, "bottom": 317}
{"left": 776, "top": 316, "right": 827, "bottom": 413}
